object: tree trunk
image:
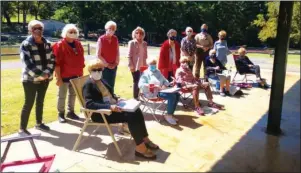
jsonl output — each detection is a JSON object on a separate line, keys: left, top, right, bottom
{"left": 83, "top": 22, "right": 88, "bottom": 39}
{"left": 3, "top": 10, "right": 12, "bottom": 26}
{"left": 23, "top": 3, "right": 27, "bottom": 33}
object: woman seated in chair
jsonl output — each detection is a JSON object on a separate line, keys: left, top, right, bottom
{"left": 82, "top": 59, "right": 158, "bottom": 160}
{"left": 175, "top": 56, "right": 225, "bottom": 116}
{"left": 138, "top": 57, "right": 180, "bottom": 126}
{"left": 205, "top": 49, "right": 231, "bottom": 97}
{"left": 236, "top": 47, "right": 268, "bottom": 88}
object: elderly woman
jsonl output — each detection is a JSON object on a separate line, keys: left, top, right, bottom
{"left": 213, "top": 30, "right": 232, "bottom": 66}
{"left": 158, "top": 29, "right": 180, "bottom": 82}
{"left": 205, "top": 50, "right": 231, "bottom": 97}
{"left": 96, "top": 20, "right": 120, "bottom": 94}
{"left": 194, "top": 24, "right": 213, "bottom": 78}
{"left": 82, "top": 59, "right": 159, "bottom": 160}
{"left": 236, "top": 48, "right": 268, "bottom": 88}
{"left": 52, "top": 24, "right": 85, "bottom": 123}
{"left": 127, "top": 26, "right": 148, "bottom": 100}
{"left": 181, "top": 27, "right": 197, "bottom": 70}
{"left": 18, "top": 20, "right": 55, "bottom": 136}
{"left": 139, "top": 57, "right": 180, "bottom": 125}
{"left": 175, "top": 56, "right": 224, "bottom": 115}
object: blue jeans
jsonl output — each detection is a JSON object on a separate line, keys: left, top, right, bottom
{"left": 102, "top": 67, "right": 117, "bottom": 94}
{"left": 158, "top": 92, "right": 180, "bottom": 115}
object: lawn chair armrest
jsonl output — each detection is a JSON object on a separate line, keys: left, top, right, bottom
{"left": 80, "top": 107, "right": 112, "bottom": 115}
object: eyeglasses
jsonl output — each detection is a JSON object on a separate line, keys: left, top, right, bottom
{"left": 91, "top": 68, "right": 103, "bottom": 72}
{"left": 187, "top": 31, "right": 192, "bottom": 33}
{"left": 135, "top": 32, "right": 143, "bottom": 35}
{"left": 69, "top": 31, "right": 77, "bottom": 34}
{"left": 32, "top": 27, "right": 43, "bottom": 31}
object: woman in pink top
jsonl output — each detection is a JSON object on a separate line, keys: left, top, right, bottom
{"left": 96, "top": 21, "right": 120, "bottom": 94}
{"left": 127, "top": 27, "right": 148, "bottom": 100}
{"left": 175, "top": 56, "right": 224, "bottom": 116}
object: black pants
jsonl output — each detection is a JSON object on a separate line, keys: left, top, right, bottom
{"left": 167, "top": 71, "right": 174, "bottom": 82}
{"left": 20, "top": 81, "right": 49, "bottom": 130}
{"left": 91, "top": 108, "right": 148, "bottom": 145}
{"left": 131, "top": 70, "right": 141, "bottom": 99}
{"left": 248, "top": 65, "right": 261, "bottom": 79}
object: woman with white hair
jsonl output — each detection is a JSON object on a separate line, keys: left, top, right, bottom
{"left": 138, "top": 57, "right": 180, "bottom": 125}
{"left": 82, "top": 59, "right": 159, "bottom": 160}
{"left": 127, "top": 26, "right": 148, "bottom": 100}
{"left": 18, "top": 20, "right": 55, "bottom": 136}
{"left": 181, "top": 27, "right": 197, "bottom": 70}
{"left": 96, "top": 20, "right": 120, "bottom": 94}
{"left": 205, "top": 49, "right": 231, "bottom": 96}
{"left": 158, "top": 29, "right": 180, "bottom": 82}
{"left": 52, "top": 24, "right": 85, "bottom": 123}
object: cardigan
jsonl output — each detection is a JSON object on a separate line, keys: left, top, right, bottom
{"left": 127, "top": 39, "right": 148, "bottom": 71}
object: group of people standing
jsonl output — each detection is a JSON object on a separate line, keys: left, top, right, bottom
{"left": 18, "top": 19, "right": 266, "bottom": 160}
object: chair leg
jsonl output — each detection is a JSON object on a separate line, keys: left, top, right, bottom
{"left": 232, "top": 72, "right": 238, "bottom": 83}
{"left": 101, "top": 113, "right": 122, "bottom": 157}
{"left": 73, "top": 121, "right": 89, "bottom": 151}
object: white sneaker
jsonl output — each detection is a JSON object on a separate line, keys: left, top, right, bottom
{"left": 164, "top": 115, "right": 177, "bottom": 125}
{"left": 172, "top": 116, "right": 179, "bottom": 122}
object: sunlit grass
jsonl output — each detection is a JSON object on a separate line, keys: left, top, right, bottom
{"left": 1, "top": 57, "right": 133, "bottom": 136}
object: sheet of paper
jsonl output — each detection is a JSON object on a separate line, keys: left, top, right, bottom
{"left": 159, "top": 87, "right": 181, "bottom": 93}
{"left": 117, "top": 99, "right": 141, "bottom": 112}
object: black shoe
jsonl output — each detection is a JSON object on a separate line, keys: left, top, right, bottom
{"left": 58, "top": 112, "right": 67, "bottom": 123}
{"left": 35, "top": 123, "right": 50, "bottom": 131}
{"left": 67, "top": 112, "right": 80, "bottom": 120}
{"left": 225, "top": 91, "right": 231, "bottom": 96}
{"left": 18, "top": 129, "right": 31, "bottom": 136}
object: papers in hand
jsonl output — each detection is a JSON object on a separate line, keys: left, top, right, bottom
{"left": 117, "top": 99, "right": 141, "bottom": 112}
{"left": 159, "top": 87, "right": 181, "bottom": 93}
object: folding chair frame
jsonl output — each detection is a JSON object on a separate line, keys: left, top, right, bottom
{"left": 70, "top": 76, "right": 123, "bottom": 157}
{"left": 179, "top": 88, "right": 193, "bottom": 109}
{"left": 140, "top": 93, "right": 167, "bottom": 122}
{"left": 232, "top": 54, "right": 255, "bottom": 84}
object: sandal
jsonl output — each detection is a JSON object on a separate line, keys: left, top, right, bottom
{"left": 145, "top": 141, "right": 160, "bottom": 150}
{"left": 208, "top": 102, "right": 225, "bottom": 110}
{"left": 135, "top": 148, "right": 157, "bottom": 160}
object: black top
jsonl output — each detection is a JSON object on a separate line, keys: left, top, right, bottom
{"left": 36, "top": 43, "right": 47, "bottom": 70}
{"left": 82, "top": 78, "right": 118, "bottom": 110}
{"left": 205, "top": 56, "right": 227, "bottom": 76}
{"left": 235, "top": 56, "right": 254, "bottom": 73}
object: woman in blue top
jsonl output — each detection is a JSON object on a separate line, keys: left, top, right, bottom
{"left": 213, "top": 30, "right": 232, "bottom": 66}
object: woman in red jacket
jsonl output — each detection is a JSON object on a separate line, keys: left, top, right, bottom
{"left": 52, "top": 24, "right": 85, "bottom": 123}
{"left": 158, "top": 29, "right": 180, "bottom": 82}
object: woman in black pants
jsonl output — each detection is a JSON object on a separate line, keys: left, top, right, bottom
{"left": 82, "top": 59, "right": 159, "bottom": 160}
{"left": 19, "top": 20, "right": 55, "bottom": 136}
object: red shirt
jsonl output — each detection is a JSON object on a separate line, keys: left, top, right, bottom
{"left": 52, "top": 39, "right": 85, "bottom": 78}
{"left": 98, "top": 35, "right": 119, "bottom": 64}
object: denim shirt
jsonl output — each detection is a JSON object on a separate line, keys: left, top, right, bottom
{"left": 138, "top": 68, "right": 170, "bottom": 98}
{"left": 214, "top": 40, "right": 231, "bottom": 65}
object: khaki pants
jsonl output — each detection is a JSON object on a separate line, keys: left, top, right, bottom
{"left": 57, "top": 82, "right": 76, "bottom": 114}
{"left": 193, "top": 48, "right": 209, "bottom": 78}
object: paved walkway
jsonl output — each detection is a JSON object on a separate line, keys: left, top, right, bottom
{"left": 1, "top": 71, "right": 300, "bottom": 172}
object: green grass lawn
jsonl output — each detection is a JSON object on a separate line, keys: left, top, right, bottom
{"left": 247, "top": 53, "right": 300, "bottom": 67}
{"left": 1, "top": 61, "right": 133, "bottom": 136}
{"left": 2, "top": 14, "right": 37, "bottom": 23}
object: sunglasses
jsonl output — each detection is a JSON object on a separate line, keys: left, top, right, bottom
{"left": 91, "top": 68, "right": 103, "bottom": 72}
{"left": 32, "top": 27, "right": 43, "bottom": 31}
{"left": 187, "top": 31, "right": 192, "bottom": 33}
{"left": 69, "top": 31, "right": 77, "bottom": 34}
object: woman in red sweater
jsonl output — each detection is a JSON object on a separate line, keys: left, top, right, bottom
{"left": 158, "top": 29, "right": 180, "bottom": 82}
{"left": 52, "top": 24, "right": 85, "bottom": 123}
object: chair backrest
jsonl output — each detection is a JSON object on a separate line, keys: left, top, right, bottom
{"left": 232, "top": 54, "right": 243, "bottom": 74}
{"left": 70, "top": 75, "right": 90, "bottom": 113}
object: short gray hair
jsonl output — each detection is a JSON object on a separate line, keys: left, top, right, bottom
{"left": 61, "top": 24, "right": 79, "bottom": 38}
{"left": 132, "top": 26, "right": 145, "bottom": 40}
{"left": 28, "top": 20, "right": 44, "bottom": 34}
{"left": 105, "top": 21, "right": 117, "bottom": 30}
{"left": 185, "top": 27, "right": 193, "bottom": 32}
{"left": 166, "top": 29, "right": 177, "bottom": 38}
{"left": 146, "top": 57, "right": 157, "bottom": 65}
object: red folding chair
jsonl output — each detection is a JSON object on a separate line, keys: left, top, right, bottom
{"left": 1, "top": 134, "right": 56, "bottom": 172}
{"left": 139, "top": 66, "right": 167, "bottom": 122}
{"left": 232, "top": 54, "right": 255, "bottom": 84}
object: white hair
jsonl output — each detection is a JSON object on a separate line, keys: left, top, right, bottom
{"left": 146, "top": 57, "right": 157, "bottom": 65}
{"left": 185, "top": 27, "right": 193, "bottom": 32}
{"left": 61, "top": 24, "right": 79, "bottom": 38}
{"left": 166, "top": 29, "right": 177, "bottom": 38}
{"left": 132, "top": 26, "right": 145, "bottom": 40}
{"left": 28, "top": 20, "right": 44, "bottom": 34}
{"left": 105, "top": 21, "right": 117, "bottom": 30}
{"left": 209, "top": 49, "right": 216, "bottom": 56}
